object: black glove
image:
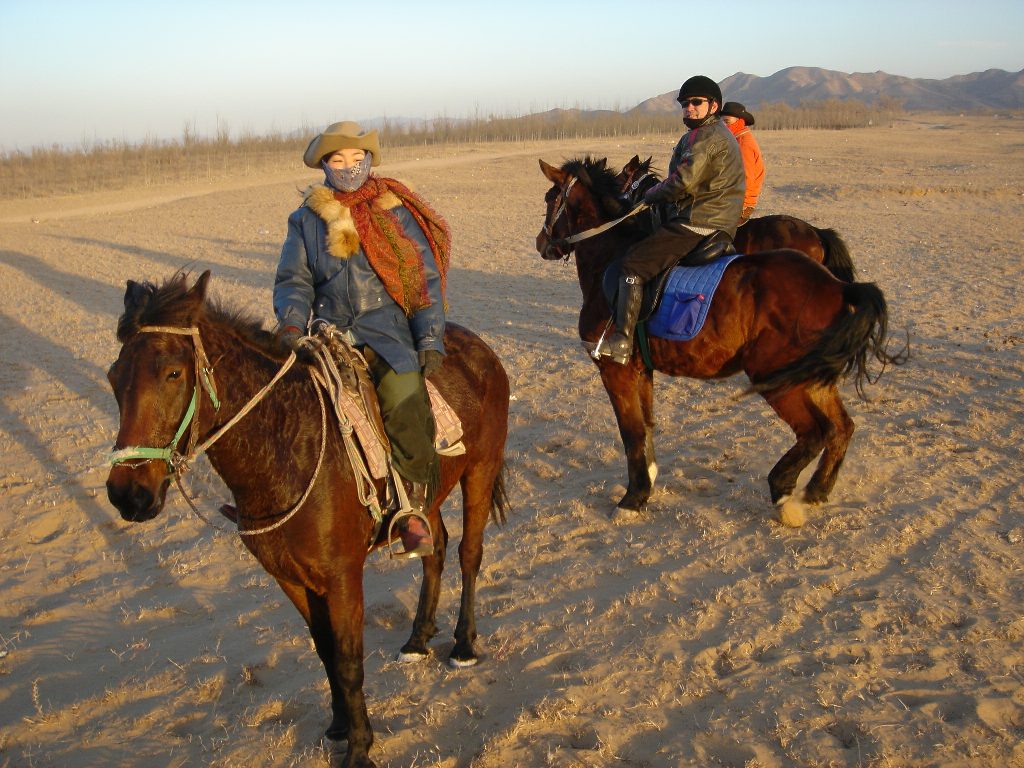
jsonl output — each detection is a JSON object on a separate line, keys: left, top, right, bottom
{"left": 279, "top": 325, "right": 303, "bottom": 348}
{"left": 418, "top": 349, "right": 444, "bottom": 376}
{"left": 278, "top": 326, "right": 315, "bottom": 363}
{"left": 642, "top": 182, "right": 664, "bottom": 205}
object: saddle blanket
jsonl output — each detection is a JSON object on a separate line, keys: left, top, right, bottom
{"left": 646, "top": 253, "right": 742, "bottom": 341}
{"left": 336, "top": 380, "right": 464, "bottom": 480}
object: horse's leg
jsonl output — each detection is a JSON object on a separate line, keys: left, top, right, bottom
{"left": 762, "top": 384, "right": 826, "bottom": 504}
{"left": 637, "top": 364, "right": 658, "bottom": 487}
{"left": 447, "top": 460, "right": 500, "bottom": 667}
{"left": 275, "top": 579, "right": 351, "bottom": 743}
{"left": 323, "top": 567, "right": 375, "bottom": 768}
{"left": 598, "top": 360, "right": 655, "bottom": 510}
{"left": 802, "top": 384, "right": 855, "bottom": 504}
{"left": 398, "top": 514, "right": 446, "bottom": 662}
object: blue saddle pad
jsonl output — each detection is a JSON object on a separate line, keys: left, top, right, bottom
{"left": 646, "top": 254, "right": 742, "bottom": 341}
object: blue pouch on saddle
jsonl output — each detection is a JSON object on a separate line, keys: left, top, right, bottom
{"left": 646, "top": 254, "right": 742, "bottom": 341}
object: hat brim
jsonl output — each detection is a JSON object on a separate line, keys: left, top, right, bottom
{"left": 303, "top": 129, "right": 382, "bottom": 168}
{"left": 722, "top": 103, "right": 755, "bottom": 125}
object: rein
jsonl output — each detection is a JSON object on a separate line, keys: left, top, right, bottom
{"left": 544, "top": 175, "right": 649, "bottom": 252}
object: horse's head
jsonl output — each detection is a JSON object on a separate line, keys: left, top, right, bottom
{"left": 536, "top": 157, "right": 627, "bottom": 260}
{"left": 106, "top": 270, "right": 215, "bottom": 522}
{"left": 614, "top": 155, "right": 659, "bottom": 204}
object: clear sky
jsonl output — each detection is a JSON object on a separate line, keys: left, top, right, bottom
{"left": 1, "top": 0, "right": 1021, "bottom": 152}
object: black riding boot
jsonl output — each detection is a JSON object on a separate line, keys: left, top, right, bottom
{"left": 603, "top": 275, "right": 644, "bottom": 365}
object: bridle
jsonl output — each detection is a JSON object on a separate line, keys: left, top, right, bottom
{"left": 542, "top": 176, "right": 578, "bottom": 244}
{"left": 619, "top": 167, "right": 656, "bottom": 200}
{"left": 107, "top": 324, "right": 323, "bottom": 536}
{"left": 542, "top": 174, "right": 649, "bottom": 254}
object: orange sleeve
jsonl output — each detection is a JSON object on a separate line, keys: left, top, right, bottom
{"left": 739, "top": 133, "right": 765, "bottom": 208}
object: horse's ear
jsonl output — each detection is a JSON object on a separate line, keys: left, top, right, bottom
{"left": 182, "top": 270, "right": 211, "bottom": 322}
{"left": 539, "top": 159, "right": 566, "bottom": 185}
{"left": 123, "top": 279, "right": 153, "bottom": 313}
{"left": 190, "top": 270, "right": 212, "bottom": 301}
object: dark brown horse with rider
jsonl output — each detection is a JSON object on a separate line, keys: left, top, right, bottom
{"left": 538, "top": 157, "right": 905, "bottom": 523}
{"left": 105, "top": 271, "right": 509, "bottom": 768}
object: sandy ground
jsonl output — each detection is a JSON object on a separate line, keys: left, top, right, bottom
{"left": 1, "top": 115, "right": 1023, "bottom": 768}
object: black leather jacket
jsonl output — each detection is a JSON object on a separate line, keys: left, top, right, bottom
{"left": 647, "top": 116, "right": 745, "bottom": 239}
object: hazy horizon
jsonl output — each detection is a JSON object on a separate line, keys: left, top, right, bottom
{"left": 2, "top": 0, "right": 1022, "bottom": 152}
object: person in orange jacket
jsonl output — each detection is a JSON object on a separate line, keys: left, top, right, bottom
{"left": 721, "top": 101, "right": 765, "bottom": 225}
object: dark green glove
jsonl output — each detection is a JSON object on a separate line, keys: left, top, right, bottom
{"left": 418, "top": 349, "right": 444, "bottom": 376}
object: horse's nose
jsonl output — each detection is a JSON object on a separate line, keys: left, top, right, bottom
{"left": 106, "top": 477, "right": 160, "bottom": 522}
{"left": 536, "top": 231, "right": 563, "bottom": 261}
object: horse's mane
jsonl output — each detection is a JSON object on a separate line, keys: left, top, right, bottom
{"left": 561, "top": 156, "right": 623, "bottom": 205}
{"left": 117, "top": 272, "right": 285, "bottom": 358}
{"left": 560, "top": 156, "right": 651, "bottom": 234}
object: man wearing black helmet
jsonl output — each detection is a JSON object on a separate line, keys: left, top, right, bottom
{"left": 601, "top": 75, "right": 744, "bottom": 365}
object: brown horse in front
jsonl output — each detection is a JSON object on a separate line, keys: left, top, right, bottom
{"left": 105, "top": 271, "right": 509, "bottom": 768}
{"left": 617, "top": 154, "right": 857, "bottom": 281}
{"left": 537, "top": 157, "right": 904, "bottom": 521}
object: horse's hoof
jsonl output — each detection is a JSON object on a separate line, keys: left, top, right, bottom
{"left": 776, "top": 495, "right": 807, "bottom": 528}
{"left": 322, "top": 734, "right": 347, "bottom": 757}
{"left": 610, "top": 506, "right": 641, "bottom": 525}
{"left": 447, "top": 655, "right": 479, "bottom": 669}
{"left": 396, "top": 649, "right": 429, "bottom": 664}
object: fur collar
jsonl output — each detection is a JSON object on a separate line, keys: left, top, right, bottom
{"left": 303, "top": 184, "right": 403, "bottom": 258}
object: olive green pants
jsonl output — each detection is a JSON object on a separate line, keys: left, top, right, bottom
{"left": 366, "top": 352, "right": 439, "bottom": 487}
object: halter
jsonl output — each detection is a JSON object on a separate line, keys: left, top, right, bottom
{"left": 108, "top": 325, "right": 222, "bottom": 471}
{"left": 543, "top": 174, "right": 648, "bottom": 253}
{"left": 107, "top": 325, "right": 325, "bottom": 535}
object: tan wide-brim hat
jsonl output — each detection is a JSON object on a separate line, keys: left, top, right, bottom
{"left": 303, "top": 121, "right": 382, "bottom": 168}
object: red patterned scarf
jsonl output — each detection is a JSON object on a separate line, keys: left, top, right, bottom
{"left": 332, "top": 176, "right": 451, "bottom": 315}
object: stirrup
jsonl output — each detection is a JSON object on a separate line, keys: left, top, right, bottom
{"left": 585, "top": 322, "right": 631, "bottom": 364}
{"left": 386, "top": 509, "right": 434, "bottom": 560}
{"left": 593, "top": 333, "right": 632, "bottom": 365}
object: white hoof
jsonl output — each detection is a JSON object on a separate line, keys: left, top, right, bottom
{"left": 396, "top": 650, "right": 429, "bottom": 664}
{"left": 447, "top": 655, "right": 479, "bottom": 669}
{"left": 776, "top": 494, "right": 807, "bottom": 528}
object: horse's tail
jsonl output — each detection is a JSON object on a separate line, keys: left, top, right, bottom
{"left": 489, "top": 461, "right": 510, "bottom": 526}
{"left": 749, "top": 282, "right": 908, "bottom": 399}
{"left": 817, "top": 227, "right": 857, "bottom": 282}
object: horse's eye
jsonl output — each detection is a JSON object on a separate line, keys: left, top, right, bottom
{"left": 167, "top": 370, "right": 182, "bottom": 381}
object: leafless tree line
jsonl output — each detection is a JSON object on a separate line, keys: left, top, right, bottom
{"left": 0, "top": 100, "right": 904, "bottom": 199}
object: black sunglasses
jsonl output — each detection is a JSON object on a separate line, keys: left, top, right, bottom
{"left": 679, "top": 97, "right": 710, "bottom": 107}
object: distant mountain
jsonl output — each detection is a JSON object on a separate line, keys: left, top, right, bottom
{"left": 630, "top": 67, "right": 1024, "bottom": 113}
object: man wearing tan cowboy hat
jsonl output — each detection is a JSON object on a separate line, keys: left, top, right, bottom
{"left": 720, "top": 101, "right": 765, "bottom": 225}
{"left": 273, "top": 120, "right": 452, "bottom": 558}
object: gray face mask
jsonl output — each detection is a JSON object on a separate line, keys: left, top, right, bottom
{"left": 323, "top": 152, "right": 373, "bottom": 192}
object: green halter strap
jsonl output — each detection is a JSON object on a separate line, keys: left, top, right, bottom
{"left": 108, "top": 325, "right": 221, "bottom": 471}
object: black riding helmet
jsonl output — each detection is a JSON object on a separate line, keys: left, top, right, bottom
{"left": 676, "top": 75, "right": 722, "bottom": 110}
